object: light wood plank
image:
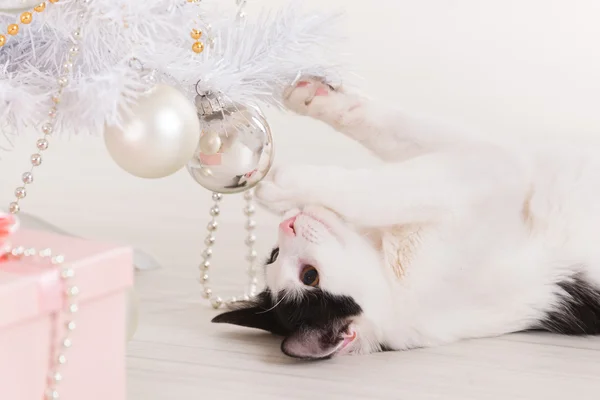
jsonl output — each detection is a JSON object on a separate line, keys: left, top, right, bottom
{"left": 127, "top": 224, "right": 600, "bottom": 400}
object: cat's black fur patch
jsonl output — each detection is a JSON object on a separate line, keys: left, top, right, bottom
{"left": 211, "top": 290, "right": 289, "bottom": 336}
{"left": 266, "top": 247, "right": 279, "bottom": 265}
{"left": 379, "top": 343, "right": 395, "bottom": 352}
{"left": 212, "top": 288, "right": 362, "bottom": 336}
{"left": 272, "top": 289, "right": 362, "bottom": 332}
{"left": 539, "top": 275, "right": 600, "bottom": 335}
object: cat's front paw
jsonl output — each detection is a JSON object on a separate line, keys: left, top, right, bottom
{"left": 255, "top": 165, "right": 314, "bottom": 215}
{"left": 255, "top": 182, "right": 298, "bottom": 215}
{"left": 283, "top": 76, "right": 363, "bottom": 128}
{"left": 283, "top": 76, "right": 337, "bottom": 117}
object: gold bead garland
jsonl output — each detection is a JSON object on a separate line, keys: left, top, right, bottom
{"left": 0, "top": 2, "right": 56, "bottom": 48}
{"left": 7, "top": 24, "right": 19, "bottom": 36}
{"left": 190, "top": 25, "right": 205, "bottom": 53}
{"left": 191, "top": 28, "right": 202, "bottom": 40}
{"left": 192, "top": 40, "right": 204, "bottom": 54}
{"left": 187, "top": 0, "right": 206, "bottom": 54}
{"left": 20, "top": 12, "right": 33, "bottom": 24}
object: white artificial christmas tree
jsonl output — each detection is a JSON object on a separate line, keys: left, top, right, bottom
{"left": 0, "top": 0, "right": 340, "bottom": 140}
{"left": 0, "top": 0, "right": 344, "bottom": 311}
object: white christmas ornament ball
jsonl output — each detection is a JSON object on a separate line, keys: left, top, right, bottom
{"left": 0, "top": 0, "right": 40, "bottom": 12}
{"left": 104, "top": 85, "right": 201, "bottom": 179}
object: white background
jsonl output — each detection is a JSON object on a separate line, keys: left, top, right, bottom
{"left": 2, "top": 0, "right": 600, "bottom": 264}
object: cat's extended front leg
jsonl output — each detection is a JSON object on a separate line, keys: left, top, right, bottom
{"left": 285, "top": 77, "right": 478, "bottom": 162}
{"left": 257, "top": 146, "right": 528, "bottom": 227}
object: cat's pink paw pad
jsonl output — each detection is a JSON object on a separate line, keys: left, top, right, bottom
{"left": 284, "top": 77, "right": 336, "bottom": 114}
{"left": 294, "top": 80, "right": 329, "bottom": 95}
{"left": 314, "top": 86, "right": 330, "bottom": 96}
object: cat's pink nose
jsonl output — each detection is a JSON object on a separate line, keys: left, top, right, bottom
{"left": 279, "top": 215, "right": 297, "bottom": 237}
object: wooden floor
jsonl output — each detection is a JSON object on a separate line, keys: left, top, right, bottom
{"left": 126, "top": 223, "right": 600, "bottom": 400}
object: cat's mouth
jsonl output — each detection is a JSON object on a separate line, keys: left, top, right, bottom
{"left": 323, "top": 326, "right": 358, "bottom": 359}
{"left": 338, "top": 328, "right": 358, "bottom": 354}
{"left": 280, "top": 324, "right": 358, "bottom": 361}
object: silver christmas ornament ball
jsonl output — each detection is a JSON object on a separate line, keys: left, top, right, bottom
{"left": 104, "top": 85, "right": 201, "bottom": 179}
{"left": 187, "top": 94, "right": 274, "bottom": 194}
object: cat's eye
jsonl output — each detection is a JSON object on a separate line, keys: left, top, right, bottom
{"left": 267, "top": 247, "right": 279, "bottom": 264}
{"left": 300, "top": 265, "right": 319, "bottom": 287}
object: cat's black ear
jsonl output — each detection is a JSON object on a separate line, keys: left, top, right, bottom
{"left": 281, "top": 326, "right": 345, "bottom": 360}
{"left": 211, "top": 290, "right": 288, "bottom": 336}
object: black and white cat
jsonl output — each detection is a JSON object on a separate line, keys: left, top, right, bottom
{"left": 212, "top": 77, "right": 600, "bottom": 360}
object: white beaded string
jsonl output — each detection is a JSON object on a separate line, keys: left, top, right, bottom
{"left": 8, "top": 1, "right": 86, "bottom": 215}
{"left": 198, "top": 190, "right": 259, "bottom": 309}
{"left": 3, "top": 247, "right": 77, "bottom": 400}
{"left": 236, "top": 0, "right": 247, "bottom": 22}
{"left": 3, "top": 2, "right": 87, "bottom": 398}
{"left": 196, "top": 0, "right": 259, "bottom": 309}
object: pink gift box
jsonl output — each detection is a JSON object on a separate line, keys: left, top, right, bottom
{"left": 0, "top": 229, "right": 133, "bottom": 400}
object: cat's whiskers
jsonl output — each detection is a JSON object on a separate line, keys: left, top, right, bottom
{"left": 258, "top": 290, "right": 291, "bottom": 314}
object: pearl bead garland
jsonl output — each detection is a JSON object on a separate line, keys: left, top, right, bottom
{"left": 198, "top": 190, "right": 260, "bottom": 309}
{"left": 194, "top": 0, "right": 260, "bottom": 309}
{"left": 2, "top": 3, "right": 86, "bottom": 397}
{"left": 8, "top": 2, "right": 85, "bottom": 215}
{"left": 2, "top": 246, "right": 78, "bottom": 400}
{"left": 236, "top": 0, "right": 247, "bottom": 22}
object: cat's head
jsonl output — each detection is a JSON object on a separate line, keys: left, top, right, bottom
{"left": 212, "top": 206, "right": 391, "bottom": 360}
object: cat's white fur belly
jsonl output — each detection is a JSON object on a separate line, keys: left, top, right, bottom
{"left": 375, "top": 143, "right": 600, "bottom": 349}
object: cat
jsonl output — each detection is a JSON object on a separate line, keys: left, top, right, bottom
{"left": 212, "top": 76, "right": 600, "bottom": 360}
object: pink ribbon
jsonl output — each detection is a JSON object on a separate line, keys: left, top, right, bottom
{"left": 0, "top": 213, "right": 63, "bottom": 313}
{"left": 0, "top": 213, "right": 19, "bottom": 257}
